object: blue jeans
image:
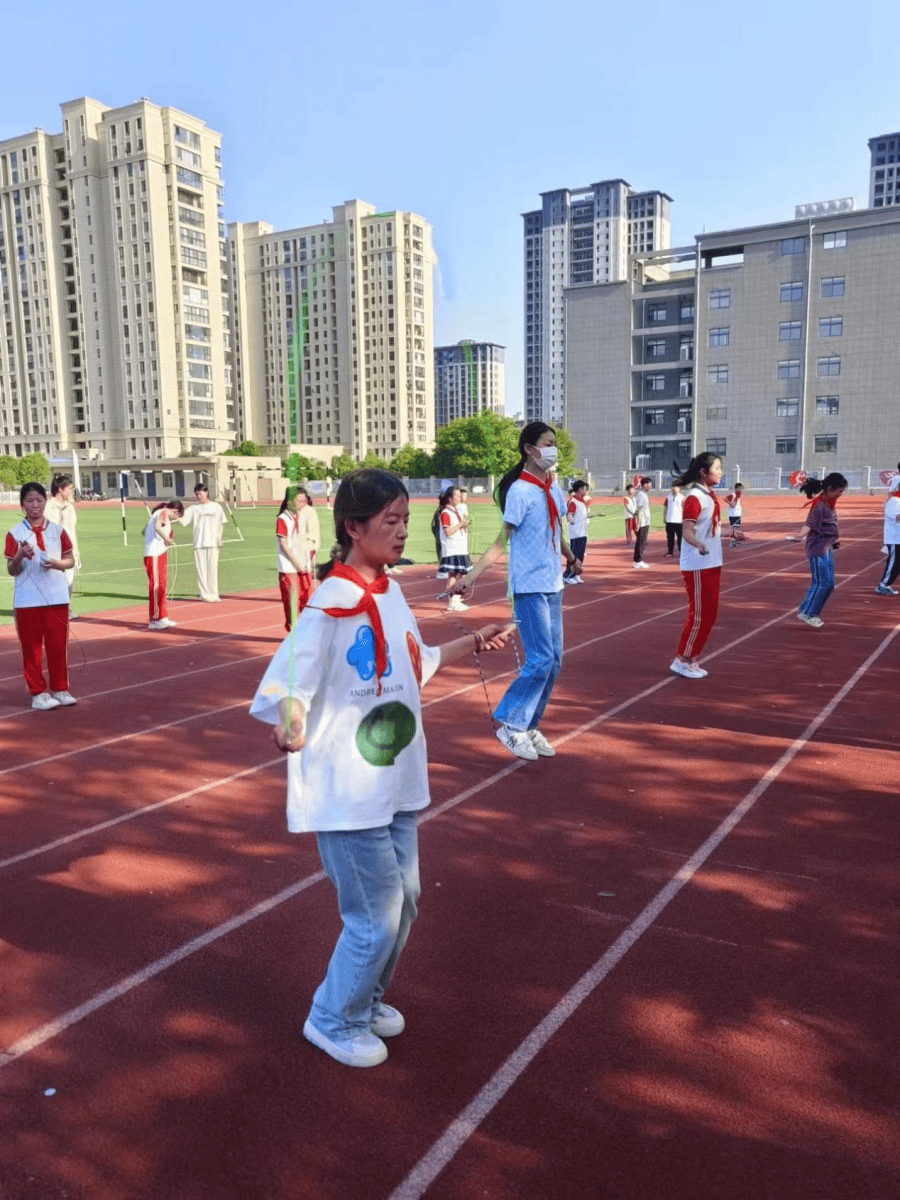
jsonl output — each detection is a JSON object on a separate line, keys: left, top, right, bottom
{"left": 493, "top": 590, "right": 563, "bottom": 732}
{"left": 799, "top": 551, "right": 835, "bottom": 617}
{"left": 309, "top": 812, "right": 420, "bottom": 1039}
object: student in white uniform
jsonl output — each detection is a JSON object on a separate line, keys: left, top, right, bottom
{"left": 44, "top": 474, "right": 81, "bottom": 615}
{"left": 143, "top": 500, "right": 184, "bottom": 630}
{"left": 252, "top": 469, "right": 513, "bottom": 1068}
{"left": 438, "top": 486, "right": 470, "bottom": 612}
{"left": 563, "top": 480, "right": 589, "bottom": 584}
{"left": 875, "top": 481, "right": 900, "bottom": 595}
{"left": 179, "top": 483, "right": 225, "bottom": 602}
{"left": 275, "top": 486, "right": 321, "bottom": 631}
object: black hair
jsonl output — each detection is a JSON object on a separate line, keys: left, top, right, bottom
{"left": 279, "top": 485, "right": 312, "bottom": 514}
{"left": 672, "top": 452, "right": 722, "bottom": 488}
{"left": 194, "top": 482, "right": 209, "bottom": 495}
{"left": 639, "top": 476, "right": 653, "bottom": 487}
{"left": 318, "top": 469, "right": 409, "bottom": 581}
{"left": 624, "top": 483, "right": 634, "bottom": 493}
{"left": 51, "top": 474, "right": 73, "bottom": 496}
{"left": 733, "top": 481, "right": 744, "bottom": 490}
{"left": 799, "top": 472, "right": 847, "bottom": 498}
{"left": 438, "top": 485, "right": 459, "bottom": 510}
{"left": 150, "top": 499, "right": 185, "bottom": 517}
{"left": 497, "top": 421, "right": 555, "bottom": 511}
{"left": 20, "top": 481, "right": 47, "bottom": 504}
{"left": 570, "top": 479, "right": 587, "bottom": 493}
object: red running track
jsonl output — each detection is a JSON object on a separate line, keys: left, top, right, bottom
{"left": 0, "top": 495, "right": 898, "bottom": 1199}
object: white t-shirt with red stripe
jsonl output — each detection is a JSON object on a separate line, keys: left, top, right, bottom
{"left": 679, "top": 486, "right": 723, "bottom": 571}
{"left": 5, "top": 519, "right": 72, "bottom": 607}
{"left": 567, "top": 496, "right": 588, "bottom": 538}
{"left": 439, "top": 506, "right": 468, "bottom": 557}
{"left": 143, "top": 513, "right": 172, "bottom": 558}
{"left": 276, "top": 511, "right": 305, "bottom": 573}
{"left": 884, "top": 495, "right": 900, "bottom": 545}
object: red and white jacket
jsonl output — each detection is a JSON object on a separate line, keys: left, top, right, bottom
{"left": 5, "top": 519, "right": 72, "bottom": 608}
{"left": 679, "top": 486, "right": 723, "bottom": 572}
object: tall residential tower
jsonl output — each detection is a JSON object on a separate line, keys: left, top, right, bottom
{"left": 0, "top": 97, "right": 233, "bottom": 462}
{"left": 228, "top": 200, "right": 436, "bottom": 460}
{"left": 522, "top": 179, "right": 671, "bottom": 425}
{"left": 434, "top": 340, "right": 504, "bottom": 426}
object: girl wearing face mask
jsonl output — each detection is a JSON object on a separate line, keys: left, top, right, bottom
{"left": 452, "top": 422, "right": 581, "bottom": 761}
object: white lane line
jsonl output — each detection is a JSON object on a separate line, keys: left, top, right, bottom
{"left": 0, "top": 756, "right": 282, "bottom": 873}
{"left": 386, "top": 621, "right": 900, "bottom": 1200}
{"left": 2, "top": 616, "right": 895, "bottom": 1074}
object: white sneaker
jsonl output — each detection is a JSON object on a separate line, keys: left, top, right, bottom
{"left": 148, "top": 619, "right": 167, "bottom": 630}
{"left": 495, "top": 724, "right": 539, "bottom": 760}
{"left": 574, "top": 576, "right": 585, "bottom": 584}
{"left": 563, "top": 576, "right": 576, "bottom": 586}
{"left": 447, "top": 596, "right": 469, "bottom": 612}
{"left": 160, "top": 618, "right": 178, "bottom": 627}
{"left": 436, "top": 571, "right": 449, "bottom": 579}
{"left": 875, "top": 584, "right": 898, "bottom": 596}
{"left": 50, "top": 691, "right": 77, "bottom": 706}
{"left": 632, "top": 562, "right": 650, "bottom": 570}
{"left": 370, "top": 1002, "right": 405, "bottom": 1038}
{"left": 527, "top": 728, "right": 556, "bottom": 757}
{"left": 804, "top": 614, "right": 824, "bottom": 628}
{"left": 32, "top": 692, "right": 61, "bottom": 711}
{"left": 303, "top": 1019, "right": 387, "bottom": 1067}
{"left": 669, "top": 658, "right": 707, "bottom": 679}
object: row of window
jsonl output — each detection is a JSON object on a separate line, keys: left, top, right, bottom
{"left": 781, "top": 232, "right": 846, "bottom": 255}
{"left": 706, "top": 356, "right": 842, "bottom": 380}
{"left": 708, "top": 322, "right": 843, "bottom": 348}
{"left": 708, "top": 278, "right": 845, "bottom": 308}
{"left": 704, "top": 435, "right": 839, "bottom": 455}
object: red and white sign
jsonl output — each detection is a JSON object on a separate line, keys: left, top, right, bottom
{"left": 788, "top": 469, "right": 808, "bottom": 487}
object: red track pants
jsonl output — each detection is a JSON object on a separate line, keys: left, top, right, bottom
{"left": 677, "top": 567, "right": 721, "bottom": 659}
{"left": 279, "top": 571, "right": 312, "bottom": 632}
{"left": 144, "top": 554, "right": 168, "bottom": 622}
{"left": 14, "top": 604, "right": 70, "bottom": 694}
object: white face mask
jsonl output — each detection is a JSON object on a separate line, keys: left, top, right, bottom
{"left": 531, "top": 445, "right": 558, "bottom": 471}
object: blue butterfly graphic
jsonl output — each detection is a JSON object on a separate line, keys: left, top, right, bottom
{"left": 347, "top": 626, "right": 392, "bottom": 681}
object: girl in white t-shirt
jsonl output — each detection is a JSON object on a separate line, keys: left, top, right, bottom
{"left": 438, "top": 485, "right": 470, "bottom": 612}
{"left": 623, "top": 484, "right": 637, "bottom": 545}
{"left": 143, "top": 500, "right": 184, "bottom": 630}
{"left": 251, "top": 468, "right": 513, "bottom": 1069}
{"left": 875, "top": 482, "right": 900, "bottom": 595}
{"left": 669, "top": 454, "right": 742, "bottom": 680}
{"left": 275, "top": 487, "right": 321, "bottom": 631}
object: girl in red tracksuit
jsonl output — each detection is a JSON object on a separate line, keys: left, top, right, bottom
{"left": 669, "top": 453, "right": 743, "bottom": 680}
{"left": 144, "top": 500, "right": 184, "bottom": 630}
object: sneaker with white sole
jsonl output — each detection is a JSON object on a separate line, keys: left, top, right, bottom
{"left": 370, "top": 1003, "right": 405, "bottom": 1038}
{"left": 632, "top": 562, "right": 650, "bottom": 569}
{"left": 303, "top": 1019, "right": 387, "bottom": 1067}
{"left": 447, "top": 596, "right": 469, "bottom": 612}
{"left": 875, "top": 584, "right": 898, "bottom": 596}
{"left": 148, "top": 619, "right": 167, "bottom": 630}
{"left": 32, "top": 692, "right": 61, "bottom": 711}
{"left": 804, "top": 615, "right": 824, "bottom": 627}
{"left": 495, "top": 724, "right": 539, "bottom": 760}
{"left": 160, "top": 617, "right": 178, "bottom": 627}
{"left": 50, "top": 691, "right": 77, "bottom": 706}
{"left": 527, "top": 728, "right": 556, "bottom": 757}
{"left": 436, "top": 571, "right": 449, "bottom": 579}
{"left": 669, "top": 658, "right": 707, "bottom": 679}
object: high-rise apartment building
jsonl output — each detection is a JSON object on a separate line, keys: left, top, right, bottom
{"left": 0, "top": 97, "right": 233, "bottom": 463}
{"left": 228, "top": 200, "right": 436, "bottom": 461}
{"left": 434, "top": 340, "right": 504, "bottom": 426}
{"left": 522, "top": 180, "right": 671, "bottom": 425}
{"left": 868, "top": 132, "right": 900, "bottom": 208}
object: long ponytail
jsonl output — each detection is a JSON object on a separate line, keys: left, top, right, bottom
{"left": 672, "top": 452, "right": 721, "bottom": 490}
{"left": 497, "top": 421, "right": 554, "bottom": 512}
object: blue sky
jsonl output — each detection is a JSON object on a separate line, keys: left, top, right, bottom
{"left": 2, "top": 0, "right": 897, "bottom": 418}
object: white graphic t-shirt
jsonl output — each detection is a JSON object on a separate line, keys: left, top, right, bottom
{"left": 250, "top": 573, "right": 441, "bottom": 833}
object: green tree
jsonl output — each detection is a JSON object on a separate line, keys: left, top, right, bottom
{"left": 0, "top": 455, "right": 20, "bottom": 488}
{"left": 223, "top": 439, "right": 261, "bottom": 457}
{"left": 388, "top": 443, "right": 433, "bottom": 478}
{"left": 283, "top": 454, "right": 329, "bottom": 481}
{"left": 16, "top": 452, "right": 50, "bottom": 486}
{"left": 431, "top": 411, "right": 521, "bottom": 478}
{"left": 359, "top": 451, "right": 390, "bottom": 471}
{"left": 329, "top": 453, "right": 358, "bottom": 477}
{"left": 555, "top": 427, "right": 578, "bottom": 476}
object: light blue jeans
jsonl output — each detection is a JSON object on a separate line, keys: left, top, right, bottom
{"left": 493, "top": 590, "right": 564, "bottom": 732}
{"left": 799, "top": 550, "right": 835, "bottom": 617}
{"left": 308, "top": 812, "right": 420, "bottom": 1040}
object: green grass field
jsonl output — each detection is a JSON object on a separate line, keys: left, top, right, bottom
{"left": 1, "top": 497, "right": 660, "bottom": 624}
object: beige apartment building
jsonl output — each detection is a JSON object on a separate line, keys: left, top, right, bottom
{"left": 0, "top": 97, "right": 234, "bottom": 464}
{"left": 228, "top": 200, "right": 436, "bottom": 462}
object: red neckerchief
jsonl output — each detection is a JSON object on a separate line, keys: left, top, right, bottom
{"left": 693, "top": 485, "right": 720, "bottom": 534}
{"left": 891, "top": 490, "right": 900, "bottom": 499}
{"left": 317, "top": 562, "right": 391, "bottom": 694}
{"left": 804, "top": 494, "right": 839, "bottom": 511}
{"left": 26, "top": 519, "right": 48, "bottom": 552}
{"left": 520, "top": 470, "right": 558, "bottom": 533}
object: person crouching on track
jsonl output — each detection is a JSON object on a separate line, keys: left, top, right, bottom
{"left": 144, "top": 500, "right": 184, "bottom": 631}
{"left": 5, "top": 481, "right": 77, "bottom": 709}
{"left": 250, "top": 468, "right": 513, "bottom": 1068}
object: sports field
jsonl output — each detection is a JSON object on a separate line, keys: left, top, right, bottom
{"left": 1, "top": 492, "right": 898, "bottom": 1199}
{"left": 1, "top": 497, "right": 648, "bottom": 624}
